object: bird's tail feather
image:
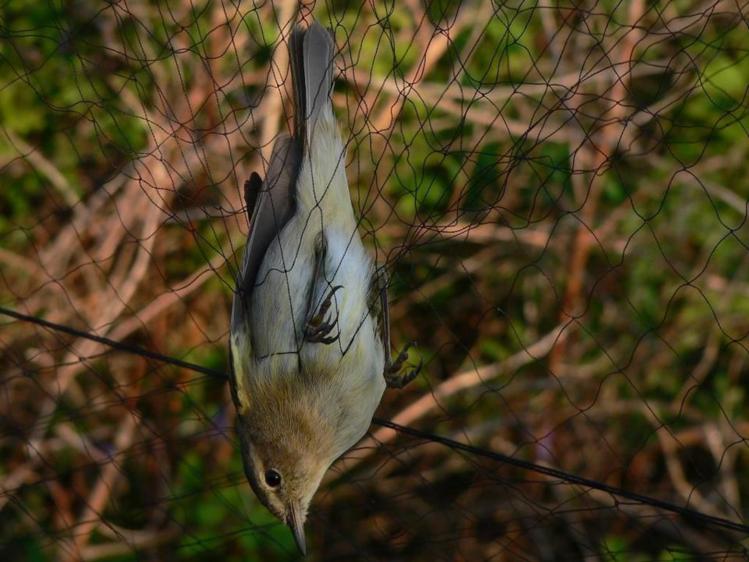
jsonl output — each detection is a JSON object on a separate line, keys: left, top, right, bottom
{"left": 290, "top": 22, "right": 335, "bottom": 146}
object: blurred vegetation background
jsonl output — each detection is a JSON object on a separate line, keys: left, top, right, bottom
{"left": 1, "top": 0, "right": 749, "bottom": 560}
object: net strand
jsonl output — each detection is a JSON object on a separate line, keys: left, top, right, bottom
{"left": 2, "top": 305, "right": 746, "bottom": 537}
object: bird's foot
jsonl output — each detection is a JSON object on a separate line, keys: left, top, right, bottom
{"left": 385, "top": 341, "right": 421, "bottom": 388}
{"left": 305, "top": 285, "right": 342, "bottom": 344}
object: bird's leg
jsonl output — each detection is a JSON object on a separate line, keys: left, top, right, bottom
{"left": 380, "top": 283, "right": 421, "bottom": 388}
{"left": 304, "top": 235, "right": 341, "bottom": 345}
{"left": 305, "top": 285, "right": 342, "bottom": 344}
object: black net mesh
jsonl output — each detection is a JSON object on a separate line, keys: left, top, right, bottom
{"left": 1, "top": 0, "right": 748, "bottom": 560}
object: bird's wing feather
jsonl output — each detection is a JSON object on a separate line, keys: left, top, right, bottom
{"left": 289, "top": 26, "right": 306, "bottom": 139}
{"left": 231, "top": 22, "right": 334, "bottom": 342}
{"left": 231, "top": 134, "right": 301, "bottom": 335}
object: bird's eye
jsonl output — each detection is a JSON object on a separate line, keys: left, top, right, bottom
{"left": 264, "top": 469, "right": 281, "bottom": 488}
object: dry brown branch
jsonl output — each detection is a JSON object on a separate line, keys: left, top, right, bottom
{"left": 107, "top": 245, "right": 232, "bottom": 344}
{"left": 637, "top": 402, "right": 737, "bottom": 521}
{"left": 549, "top": 0, "right": 646, "bottom": 368}
{"left": 0, "top": 248, "right": 48, "bottom": 282}
{"left": 0, "top": 464, "right": 36, "bottom": 511}
{"left": 394, "top": 245, "right": 500, "bottom": 312}
{"left": 371, "top": 10, "right": 465, "bottom": 134}
{"left": 37, "top": 175, "right": 128, "bottom": 283}
{"left": 656, "top": 426, "right": 730, "bottom": 520}
{"left": 3, "top": 129, "right": 79, "bottom": 208}
{"left": 20, "top": 113, "right": 240, "bottom": 443}
{"left": 257, "top": 0, "right": 297, "bottom": 163}
{"left": 583, "top": 485, "right": 733, "bottom": 555}
{"left": 80, "top": 525, "right": 180, "bottom": 561}
{"left": 705, "top": 422, "right": 741, "bottom": 514}
{"left": 646, "top": 0, "right": 739, "bottom": 44}
{"left": 346, "top": 323, "right": 567, "bottom": 469}
{"left": 346, "top": 67, "right": 561, "bottom": 140}
{"left": 54, "top": 423, "right": 110, "bottom": 465}
{"left": 61, "top": 411, "right": 139, "bottom": 561}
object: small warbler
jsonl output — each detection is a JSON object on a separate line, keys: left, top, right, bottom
{"left": 229, "top": 21, "right": 419, "bottom": 555}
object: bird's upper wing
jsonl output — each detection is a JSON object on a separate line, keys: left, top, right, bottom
{"left": 231, "top": 134, "right": 301, "bottom": 335}
{"left": 231, "top": 22, "right": 333, "bottom": 338}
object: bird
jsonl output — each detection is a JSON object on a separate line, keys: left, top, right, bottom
{"left": 228, "top": 21, "right": 420, "bottom": 555}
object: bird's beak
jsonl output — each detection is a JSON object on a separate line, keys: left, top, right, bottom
{"left": 287, "top": 505, "right": 307, "bottom": 556}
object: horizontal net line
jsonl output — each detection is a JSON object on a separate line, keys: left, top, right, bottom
{"left": 2, "top": 305, "right": 747, "bottom": 537}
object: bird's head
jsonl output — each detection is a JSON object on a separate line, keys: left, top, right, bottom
{"left": 235, "top": 383, "right": 336, "bottom": 555}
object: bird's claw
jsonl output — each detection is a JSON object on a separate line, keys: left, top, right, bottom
{"left": 305, "top": 285, "right": 342, "bottom": 344}
{"left": 385, "top": 341, "right": 421, "bottom": 388}
{"left": 305, "top": 319, "right": 339, "bottom": 344}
